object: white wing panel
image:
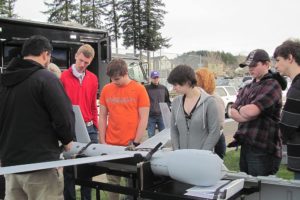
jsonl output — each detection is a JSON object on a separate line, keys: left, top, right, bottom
{"left": 0, "top": 154, "right": 131, "bottom": 175}
{"left": 137, "top": 128, "right": 170, "bottom": 149}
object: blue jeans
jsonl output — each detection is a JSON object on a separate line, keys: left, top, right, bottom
{"left": 295, "top": 172, "right": 300, "bottom": 180}
{"left": 147, "top": 115, "right": 165, "bottom": 138}
{"left": 240, "top": 144, "right": 281, "bottom": 176}
{"left": 64, "top": 125, "right": 98, "bottom": 200}
{"left": 86, "top": 124, "right": 99, "bottom": 143}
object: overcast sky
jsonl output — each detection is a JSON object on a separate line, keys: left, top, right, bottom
{"left": 14, "top": 0, "right": 300, "bottom": 56}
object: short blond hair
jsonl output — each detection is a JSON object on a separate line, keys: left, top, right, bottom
{"left": 195, "top": 68, "right": 216, "bottom": 95}
{"left": 76, "top": 44, "right": 95, "bottom": 59}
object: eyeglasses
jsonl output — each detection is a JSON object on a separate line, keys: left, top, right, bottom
{"left": 44, "top": 51, "right": 53, "bottom": 62}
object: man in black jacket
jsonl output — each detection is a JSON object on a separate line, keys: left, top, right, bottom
{"left": 0, "top": 35, "right": 75, "bottom": 199}
{"left": 274, "top": 40, "right": 300, "bottom": 180}
{"left": 145, "top": 71, "right": 171, "bottom": 138}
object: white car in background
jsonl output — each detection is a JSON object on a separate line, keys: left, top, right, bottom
{"left": 215, "top": 86, "right": 237, "bottom": 117}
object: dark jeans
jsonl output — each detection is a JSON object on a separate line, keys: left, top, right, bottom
{"left": 64, "top": 166, "right": 76, "bottom": 200}
{"left": 64, "top": 125, "right": 98, "bottom": 200}
{"left": 0, "top": 175, "right": 5, "bottom": 199}
{"left": 214, "top": 133, "right": 226, "bottom": 159}
{"left": 147, "top": 115, "right": 165, "bottom": 138}
{"left": 240, "top": 144, "right": 281, "bottom": 176}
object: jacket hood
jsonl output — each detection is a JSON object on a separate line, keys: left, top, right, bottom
{"left": 260, "top": 70, "right": 287, "bottom": 90}
{"left": 1, "top": 58, "right": 43, "bottom": 86}
{"left": 196, "top": 88, "right": 212, "bottom": 129}
{"left": 197, "top": 88, "right": 211, "bottom": 106}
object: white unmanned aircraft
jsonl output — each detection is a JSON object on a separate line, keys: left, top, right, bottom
{"left": 0, "top": 105, "right": 226, "bottom": 187}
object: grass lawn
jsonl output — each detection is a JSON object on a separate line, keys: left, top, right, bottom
{"left": 224, "top": 149, "right": 294, "bottom": 180}
{"left": 76, "top": 190, "right": 108, "bottom": 200}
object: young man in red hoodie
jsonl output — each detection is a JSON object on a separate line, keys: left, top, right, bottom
{"left": 61, "top": 44, "right": 98, "bottom": 200}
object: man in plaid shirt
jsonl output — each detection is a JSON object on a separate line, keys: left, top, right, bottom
{"left": 228, "top": 49, "right": 286, "bottom": 176}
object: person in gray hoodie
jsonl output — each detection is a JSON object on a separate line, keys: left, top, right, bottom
{"left": 167, "top": 65, "right": 220, "bottom": 150}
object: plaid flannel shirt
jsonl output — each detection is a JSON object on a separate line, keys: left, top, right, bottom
{"left": 232, "top": 73, "right": 283, "bottom": 157}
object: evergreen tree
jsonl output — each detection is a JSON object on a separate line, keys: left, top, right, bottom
{"left": 0, "top": 0, "right": 17, "bottom": 18}
{"left": 120, "top": 0, "right": 140, "bottom": 56}
{"left": 0, "top": 0, "right": 7, "bottom": 16}
{"left": 43, "top": 0, "right": 78, "bottom": 23}
{"left": 105, "top": 0, "right": 122, "bottom": 54}
{"left": 79, "top": 0, "right": 107, "bottom": 28}
{"left": 141, "top": 0, "right": 169, "bottom": 51}
{"left": 120, "top": 0, "right": 169, "bottom": 55}
{"left": 220, "top": 51, "right": 237, "bottom": 65}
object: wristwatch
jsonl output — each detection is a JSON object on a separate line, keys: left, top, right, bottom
{"left": 133, "top": 141, "right": 140, "bottom": 147}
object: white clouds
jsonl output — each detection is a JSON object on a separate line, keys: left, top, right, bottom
{"left": 15, "top": 0, "right": 47, "bottom": 22}
{"left": 162, "top": 0, "right": 300, "bottom": 55}
{"left": 14, "top": 0, "right": 300, "bottom": 56}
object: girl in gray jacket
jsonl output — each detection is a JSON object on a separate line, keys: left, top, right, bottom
{"left": 167, "top": 65, "right": 220, "bottom": 150}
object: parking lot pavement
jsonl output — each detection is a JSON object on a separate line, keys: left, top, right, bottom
{"left": 223, "top": 119, "right": 238, "bottom": 145}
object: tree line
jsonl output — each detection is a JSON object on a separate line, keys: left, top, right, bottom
{"left": 0, "top": 0, "right": 170, "bottom": 55}
{"left": 172, "top": 50, "right": 245, "bottom": 77}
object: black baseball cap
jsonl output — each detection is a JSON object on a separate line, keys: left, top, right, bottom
{"left": 239, "top": 49, "right": 270, "bottom": 68}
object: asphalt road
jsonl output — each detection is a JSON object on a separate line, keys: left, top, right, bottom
{"left": 223, "top": 119, "right": 238, "bottom": 145}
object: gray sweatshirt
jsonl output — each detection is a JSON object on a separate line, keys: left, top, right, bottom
{"left": 171, "top": 88, "right": 220, "bottom": 150}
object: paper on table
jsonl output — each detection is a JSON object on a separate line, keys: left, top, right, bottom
{"left": 185, "top": 191, "right": 215, "bottom": 199}
{"left": 185, "top": 180, "right": 230, "bottom": 199}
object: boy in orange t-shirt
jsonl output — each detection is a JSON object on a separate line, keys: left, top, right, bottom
{"left": 99, "top": 58, "right": 150, "bottom": 146}
{"left": 100, "top": 81, "right": 150, "bottom": 146}
{"left": 98, "top": 58, "right": 149, "bottom": 200}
